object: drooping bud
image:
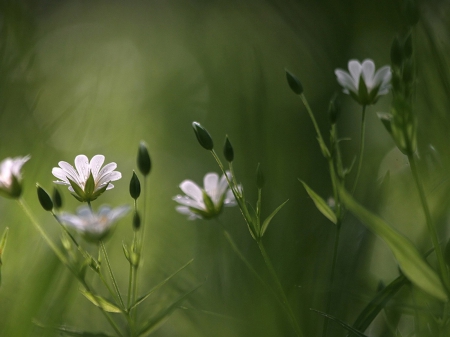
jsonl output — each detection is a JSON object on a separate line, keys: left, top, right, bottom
{"left": 133, "top": 211, "right": 141, "bottom": 231}
{"left": 52, "top": 187, "right": 63, "bottom": 210}
{"left": 36, "top": 184, "right": 54, "bottom": 211}
{"left": 256, "top": 163, "right": 265, "bottom": 189}
{"left": 223, "top": 136, "right": 234, "bottom": 162}
{"left": 137, "top": 141, "right": 151, "bottom": 176}
{"left": 285, "top": 69, "right": 304, "bottom": 95}
{"left": 192, "top": 122, "right": 214, "bottom": 150}
{"left": 129, "top": 171, "right": 141, "bottom": 200}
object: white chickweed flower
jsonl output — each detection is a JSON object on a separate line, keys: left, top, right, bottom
{"left": 173, "top": 172, "right": 237, "bottom": 220}
{"left": 58, "top": 205, "right": 130, "bottom": 242}
{"left": 335, "top": 59, "right": 391, "bottom": 105}
{"left": 0, "top": 155, "right": 30, "bottom": 199}
{"left": 52, "top": 155, "right": 121, "bottom": 202}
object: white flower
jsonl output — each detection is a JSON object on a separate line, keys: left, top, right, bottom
{"left": 58, "top": 205, "right": 130, "bottom": 241}
{"left": 0, "top": 155, "right": 30, "bottom": 199}
{"left": 173, "top": 172, "right": 236, "bottom": 220}
{"left": 335, "top": 59, "right": 391, "bottom": 105}
{"left": 52, "top": 155, "right": 121, "bottom": 202}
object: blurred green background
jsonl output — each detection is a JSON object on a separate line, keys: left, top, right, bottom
{"left": 1, "top": 0, "right": 450, "bottom": 336}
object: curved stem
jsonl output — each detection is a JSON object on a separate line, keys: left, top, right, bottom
{"left": 408, "top": 153, "right": 450, "bottom": 292}
{"left": 351, "top": 105, "right": 367, "bottom": 194}
{"left": 100, "top": 241, "right": 125, "bottom": 309}
{"left": 258, "top": 241, "right": 304, "bottom": 337}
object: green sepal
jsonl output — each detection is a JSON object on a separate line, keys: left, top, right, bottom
{"left": 79, "top": 288, "right": 122, "bottom": 313}
{"left": 138, "top": 283, "right": 202, "bottom": 336}
{"left": 285, "top": 69, "right": 303, "bottom": 95}
{"left": 122, "top": 242, "right": 131, "bottom": 263}
{"left": 300, "top": 180, "right": 337, "bottom": 224}
{"left": 260, "top": 199, "right": 289, "bottom": 237}
{"left": 340, "top": 187, "right": 448, "bottom": 302}
{"left": 90, "top": 181, "right": 110, "bottom": 201}
{"left": 68, "top": 178, "right": 86, "bottom": 201}
{"left": 311, "top": 309, "right": 369, "bottom": 337}
{"left": 357, "top": 75, "right": 369, "bottom": 105}
{"left": 192, "top": 121, "right": 214, "bottom": 151}
{"left": 202, "top": 190, "right": 216, "bottom": 215}
{"left": 84, "top": 172, "right": 95, "bottom": 196}
{"left": 36, "top": 184, "right": 54, "bottom": 211}
{"left": 129, "top": 259, "right": 194, "bottom": 310}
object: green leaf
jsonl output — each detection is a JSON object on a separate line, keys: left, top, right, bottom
{"left": 0, "top": 227, "right": 9, "bottom": 287}
{"left": 351, "top": 275, "right": 408, "bottom": 334}
{"left": 138, "top": 283, "right": 202, "bottom": 336}
{"left": 300, "top": 180, "right": 337, "bottom": 224}
{"left": 260, "top": 199, "right": 289, "bottom": 237}
{"left": 130, "top": 258, "right": 194, "bottom": 310}
{"left": 340, "top": 188, "right": 448, "bottom": 302}
{"left": 79, "top": 288, "right": 122, "bottom": 313}
{"left": 33, "top": 320, "right": 114, "bottom": 337}
{"left": 311, "top": 309, "right": 369, "bottom": 337}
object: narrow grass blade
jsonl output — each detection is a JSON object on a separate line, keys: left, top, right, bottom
{"left": 260, "top": 199, "right": 289, "bottom": 236}
{"left": 79, "top": 288, "right": 122, "bottom": 313}
{"left": 340, "top": 188, "right": 448, "bottom": 302}
{"left": 310, "top": 309, "right": 369, "bottom": 337}
{"left": 300, "top": 180, "right": 336, "bottom": 224}
{"left": 33, "top": 320, "right": 114, "bottom": 337}
{"left": 138, "top": 283, "right": 202, "bottom": 336}
{"left": 351, "top": 275, "right": 408, "bottom": 334}
{"left": 0, "top": 227, "right": 9, "bottom": 286}
{"left": 130, "top": 258, "right": 194, "bottom": 310}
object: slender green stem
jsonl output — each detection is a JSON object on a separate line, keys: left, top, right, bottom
{"left": 408, "top": 153, "right": 450, "bottom": 292}
{"left": 17, "top": 199, "right": 68, "bottom": 266}
{"left": 127, "top": 262, "right": 133, "bottom": 309}
{"left": 257, "top": 241, "right": 304, "bottom": 337}
{"left": 300, "top": 94, "right": 325, "bottom": 142}
{"left": 351, "top": 105, "right": 367, "bottom": 194}
{"left": 100, "top": 241, "right": 125, "bottom": 309}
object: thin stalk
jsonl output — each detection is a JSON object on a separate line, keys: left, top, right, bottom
{"left": 258, "top": 241, "right": 304, "bottom": 337}
{"left": 351, "top": 105, "right": 367, "bottom": 194}
{"left": 127, "top": 262, "right": 133, "bottom": 309}
{"left": 131, "top": 231, "right": 139, "bottom": 321}
{"left": 100, "top": 241, "right": 125, "bottom": 309}
{"left": 17, "top": 199, "right": 68, "bottom": 266}
{"left": 300, "top": 94, "right": 325, "bottom": 142}
{"left": 408, "top": 153, "right": 450, "bottom": 292}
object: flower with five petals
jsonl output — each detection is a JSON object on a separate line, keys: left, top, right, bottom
{"left": 0, "top": 156, "right": 30, "bottom": 199}
{"left": 335, "top": 59, "right": 391, "bottom": 105}
{"left": 173, "top": 172, "right": 236, "bottom": 220}
{"left": 52, "top": 155, "right": 121, "bottom": 202}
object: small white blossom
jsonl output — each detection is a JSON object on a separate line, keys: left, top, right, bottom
{"left": 173, "top": 172, "right": 236, "bottom": 220}
{"left": 335, "top": 59, "right": 391, "bottom": 105}
{"left": 58, "top": 205, "right": 130, "bottom": 241}
{"left": 52, "top": 155, "right": 121, "bottom": 202}
{"left": 0, "top": 156, "right": 30, "bottom": 199}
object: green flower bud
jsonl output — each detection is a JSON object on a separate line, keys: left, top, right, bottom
{"left": 256, "top": 163, "right": 265, "bottom": 189}
{"left": 192, "top": 121, "right": 214, "bottom": 150}
{"left": 285, "top": 69, "right": 303, "bottom": 95}
{"left": 390, "top": 36, "right": 403, "bottom": 68}
{"left": 133, "top": 211, "right": 141, "bottom": 231}
{"left": 137, "top": 141, "right": 151, "bottom": 176}
{"left": 36, "top": 184, "right": 53, "bottom": 211}
{"left": 52, "top": 187, "right": 63, "bottom": 210}
{"left": 328, "top": 94, "right": 340, "bottom": 124}
{"left": 129, "top": 171, "right": 141, "bottom": 200}
{"left": 223, "top": 136, "right": 234, "bottom": 162}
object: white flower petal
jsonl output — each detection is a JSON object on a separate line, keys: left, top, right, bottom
{"left": 173, "top": 195, "right": 204, "bottom": 209}
{"left": 361, "top": 59, "right": 376, "bottom": 88}
{"left": 373, "top": 66, "right": 391, "bottom": 88}
{"left": 179, "top": 180, "right": 203, "bottom": 202}
{"left": 203, "top": 173, "right": 219, "bottom": 196}
{"left": 74, "top": 155, "right": 90, "bottom": 181}
{"left": 90, "top": 155, "right": 105, "bottom": 179}
{"left": 348, "top": 60, "right": 362, "bottom": 84}
{"left": 57, "top": 161, "right": 81, "bottom": 184}
{"left": 52, "top": 167, "right": 70, "bottom": 183}
{"left": 176, "top": 206, "right": 200, "bottom": 220}
{"left": 335, "top": 69, "right": 358, "bottom": 93}
{"left": 97, "top": 162, "right": 117, "bottom": 178}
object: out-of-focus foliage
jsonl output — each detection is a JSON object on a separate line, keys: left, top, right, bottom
{"left": 1, "top": 0, "right": 450, "bottom": 336}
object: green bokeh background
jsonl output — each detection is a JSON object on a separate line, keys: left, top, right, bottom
{"left": 1, "top": 1, "right": 450, "bottom": 336}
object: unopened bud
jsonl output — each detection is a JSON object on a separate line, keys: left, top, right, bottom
{"left": 133, "top": 211, "right": 141, "bottom": 231}
{"left": 36, "top": 184, "right": 53, "bottom": 211}
{"left": 129, "top": 171, "right": 141, "bottom": 200}
{"left": 223, "top": 136, "right": 234, "bottom": 162}
{"left": 137, "top": 141, "right": 151, "bottom": 176}
{"left": 192, "top": 121, "right": 214, "bottom": 150}
{"left": 390, "top": 36, "right": 403, "bottom": 68}
{"left": 52, "top": 187, "right": 63, "bottom": 210}
{"left": 285, "top": 69, "right": 304, "bottom": 95}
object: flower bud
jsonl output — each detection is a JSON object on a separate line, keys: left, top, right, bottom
{"left": 36, "top": 184, "right": 53, "bottom": 211}
{"left": 52, "top": 187, "right": 63, "bottom": 210}
{"left": 192, "top": 121, "right": 214, "bottom": 150}
{"left": 256, "top": 163, "right": 265, "bottom": 189}
{"left": 137, "top": 141, "right": 151, "bottom": 176}
{"left": 328, "top": 94, "right": 340, "bottom": 124}
{"left": 285, "top": 69, "right": 303, "bottom": 95}
{"left": 223, "top": 136, "right": 234, "bottom": 162}
{"left": 129, "top": 171, "right": 141, "bottom": 200}
{"left": 133, "top": 211, "right": 141, "bottom": 231}
{"left": 390, "top": 36, "right": 403, "bottom": 68}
